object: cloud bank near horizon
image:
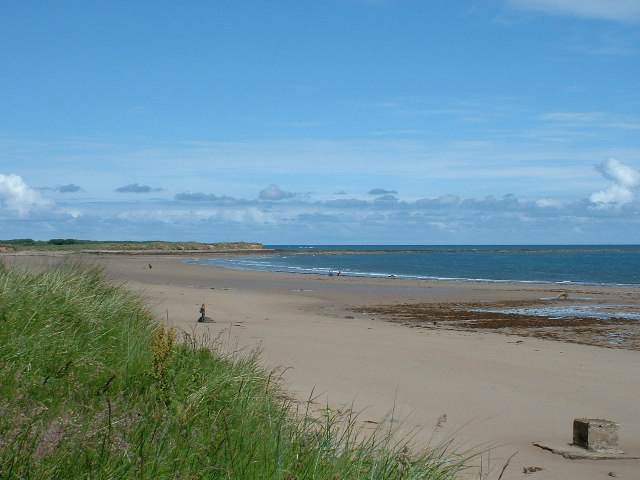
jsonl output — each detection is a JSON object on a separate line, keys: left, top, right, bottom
{"left": 2, "top": 158, "right": 639, "bottom": 243}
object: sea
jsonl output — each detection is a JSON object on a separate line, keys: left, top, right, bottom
{"left": 184, "top": 245, "right": 640, "bottom": 287}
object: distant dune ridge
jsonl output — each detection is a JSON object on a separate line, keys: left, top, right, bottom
{"left": 0, "top": 239, "right": 264, "bottom": 254}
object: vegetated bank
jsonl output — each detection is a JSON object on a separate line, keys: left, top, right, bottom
{"left": 0, "top": 260, "right": 474, "bottom": 479}
{"left": 0, "top": 239, "right": 265, "bottom": 254}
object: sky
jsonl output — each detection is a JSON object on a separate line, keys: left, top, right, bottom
{"left": 1, "top": 0, "right": 639, "bottom": 245}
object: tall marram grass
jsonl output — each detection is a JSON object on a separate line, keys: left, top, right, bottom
{"left": 0, "top": 261, "right": 477, "bottom": 479}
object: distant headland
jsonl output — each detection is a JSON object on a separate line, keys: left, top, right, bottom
{"left": 0, "top": 238, "right": 265, "bottom": 255}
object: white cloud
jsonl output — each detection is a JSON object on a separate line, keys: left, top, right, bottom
{"left": 589, "top": 158, "right": 640, "bottom": 206}
{"left": 111, "top": 205, "right": 277, "bottom": 227}
{"left": 175, "top": 192, "right": 249, "bottom": 205}
{"left": 539, "top": 112, "right": 640, "bottom": 129}
{"left": 539, "top": 112, "right": 604, "bottom": 123}
{"left": 57, "top": 208, "right": 83, "bottom": 218}
{"left": 368, "top": 188, "right": 398, "bottom": 195}
{"left": 115, "top": 183, "right": 162, "bottom": 193}
{"left": 223, "top": 207, "right": 277, "bottom": 225}
{"left": 259, "top": 184, "right": 295, "bottom": 201}
{"left": 0, "top": 174, "right": 53, "bottom": 216}
{"left": 56, "top": 184, "right": 83, "bottom": 193}
{"left": 536, "top": 198, "right": 564, "bottom": 208}
{"left": 506, "top": 0, "right": 640, "bottom": 22}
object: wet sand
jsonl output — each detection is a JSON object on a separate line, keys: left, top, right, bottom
{"left": 4, "top": 253, "right": 640, "bottom": 479}
{"left": 362, "top": 299, "right": 640, "bottom": 350}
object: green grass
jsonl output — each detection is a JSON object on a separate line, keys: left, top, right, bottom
{"left": 0, "top": 261, "right": 477, "bottom": 479}
{"left": 0, "top": 239, "right": 263, "bottom": 253}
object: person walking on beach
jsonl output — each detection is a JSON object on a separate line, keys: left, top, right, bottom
{"left": 199, "top": 304, "right": 206, "bottom": 322}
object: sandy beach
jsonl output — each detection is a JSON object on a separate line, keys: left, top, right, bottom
{"left": 5, "top": 253, "right": 640, "bottom": 480}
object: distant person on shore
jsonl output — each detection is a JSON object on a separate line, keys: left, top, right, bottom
{"left": 199, "top": 304, "right": 206, "bottom": 322}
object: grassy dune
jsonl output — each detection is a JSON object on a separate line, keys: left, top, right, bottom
{"left": 0, "top": 239, "right": 264, "bottom": 253}
{"left": 0, "top": 261, "right": 475, "bottom": 479}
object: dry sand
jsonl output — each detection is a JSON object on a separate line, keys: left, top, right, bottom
{"left": 5, "top": 253, "right": 640, "bottom": 479}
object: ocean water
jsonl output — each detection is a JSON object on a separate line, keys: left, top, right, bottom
{"left": 184, "top": 245, "right": 640, "bottom": 287}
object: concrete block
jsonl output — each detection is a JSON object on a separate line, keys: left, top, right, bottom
{"left": 573, "top": 418, "right": 621, "bottom": 453}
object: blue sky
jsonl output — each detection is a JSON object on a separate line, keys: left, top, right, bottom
{"left": 1, "top": 0, "right": 639, "bottom": 244}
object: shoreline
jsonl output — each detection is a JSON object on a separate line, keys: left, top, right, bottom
{"left": 188, "top": 262, "right": 640, "bottom": 289}
{"left": 185, "top": 249, "right": 640, "bottom": 289}
{"left": 3, "top": 253, "right": 640, "bottom": 479}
